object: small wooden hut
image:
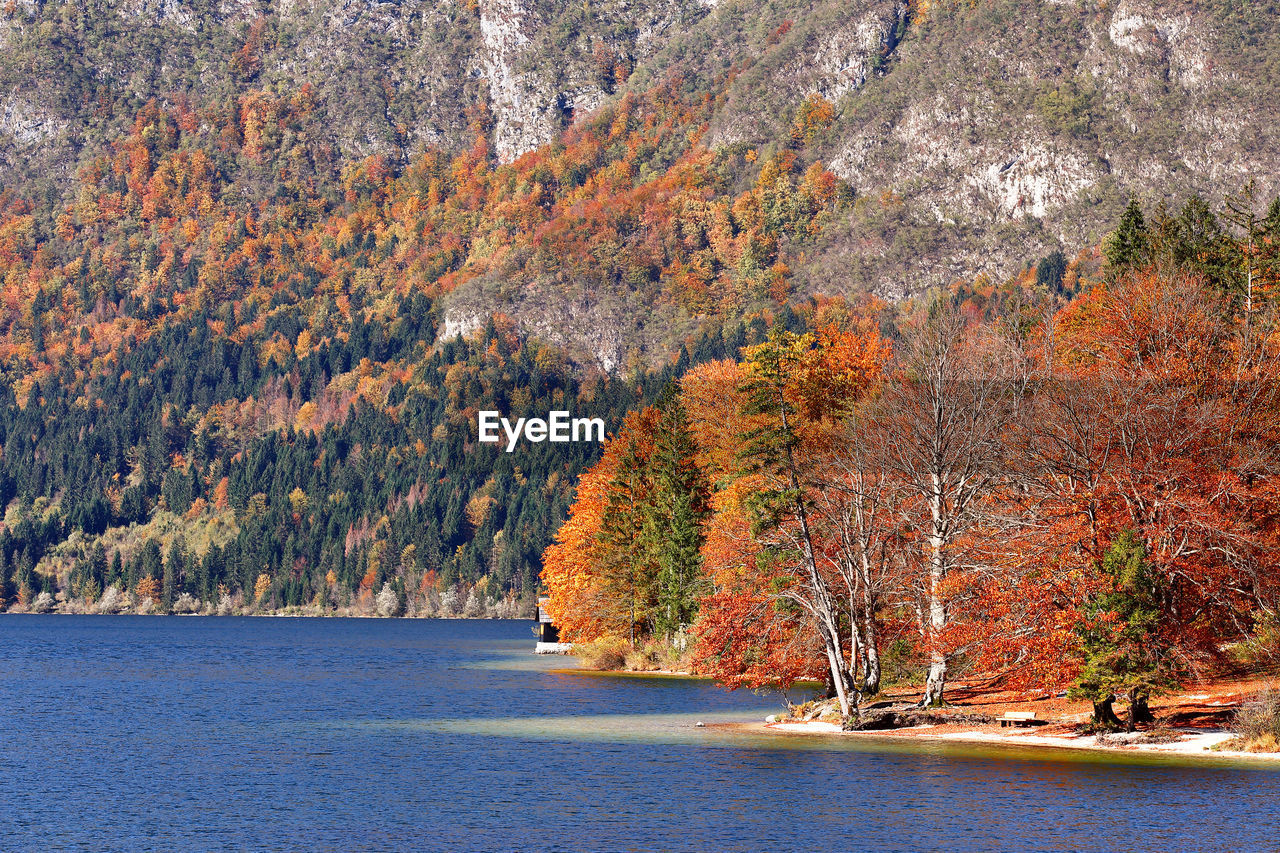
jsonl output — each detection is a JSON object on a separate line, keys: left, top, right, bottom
{"left": 534, "top": 596, "right": 571, "bottom": 654}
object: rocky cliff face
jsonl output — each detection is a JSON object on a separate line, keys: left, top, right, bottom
{"left": 0, "top": 0, "right": 707, "bottom": 184}
{"left": 687, "top": 0, "right": 1279, "bottom": 298}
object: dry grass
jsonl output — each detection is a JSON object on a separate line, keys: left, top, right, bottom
{"left": 575, "top": 636, "right": 694, "bottom": 673}
{"left": 1220, "top": 686, "right": 1280, "bottom": 753}
{"left": 1135, "top": 726, "right": 1184, "bottom": 745}
{"left": 573, "top": 637, "right": 629, "bottom": 671}
{"left": 1221, "top": 732, "right": 1280, "bottom": 753}
{"left": 624, "top": 646, "right": 661, "bottom": 671}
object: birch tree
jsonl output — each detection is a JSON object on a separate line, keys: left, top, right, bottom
{"left": 876, "top": 305, "right": 1021, "bottom": 707}
{"left": 810, "top": 409, "right": 903, "bottom": 697}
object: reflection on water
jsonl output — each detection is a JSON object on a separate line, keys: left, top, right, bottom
{"left": 2, "top": 616, "right": 1278, "bottom": 853}
{"left": 360, "top": 707, "right": 1280, "bottom": 770}
{"left": 337, "top": 709, "right": 772, "bottom": 745}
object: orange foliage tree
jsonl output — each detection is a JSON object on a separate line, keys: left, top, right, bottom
{"left": 540, "top": 412, "right": 643, "bottom": 643}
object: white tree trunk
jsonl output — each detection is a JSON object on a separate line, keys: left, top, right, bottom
{"left": 922, "top": 476, "right": 948, "bottom": 706}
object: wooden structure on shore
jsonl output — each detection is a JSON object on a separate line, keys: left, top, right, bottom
{"left": 535, "top": 596, "right": 571, "bottom": 654}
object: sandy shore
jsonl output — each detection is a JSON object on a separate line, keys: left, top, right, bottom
{"left": 564, "top": 659, "right": 1280, "bottom": 762}
{"left": 756, "top": 718, "right": 1280, "bottom": 761}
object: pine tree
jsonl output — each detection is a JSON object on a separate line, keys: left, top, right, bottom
{"left": 1263, "top": 197, "right": 1280, "bottom": 239}
{"left": 1035, "top": 249, "right": 1068, "bottom": 293}
{"left": 646, "top": 386, "right": 710, "bottom": 637}
{"left": 1069, "top": 532, "right": 1175, "bottom": 730}
{"left": 1173, "top": 194, "right": 1234, "bottom": 291}
{"left": 139, "top": 540, "right": 163, "bottom": 602}
{"left": 162, "top": 539, "right": 185, "bottom": 611}
{"left": 16, "top": 545, "right": 35, "bottom": 608}
{"left": 108, "top": 551, "right": 124, "bottom": 589}
{"left": 1105, "top": 199, "right": 1150, "bottom": 271}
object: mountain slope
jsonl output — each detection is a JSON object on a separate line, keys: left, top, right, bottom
{"left": 646, "top": 0, "right": 1280, "bottom": 297}
{"left": 7, "top": 0, "right": 1277, "bottom": 348}
{"left": 1, "top": 0, "right": 1278, "bottom": 614}
{"left": 0, "top": 0, "right": 709, "bottom": 184}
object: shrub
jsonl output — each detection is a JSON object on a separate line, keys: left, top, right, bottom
{"left": 621, "top": 637, "right": 694, "bottom": 672}
{"left": 653, "top": 638, "right": 693, "bottom": 673}
{"left": 574, "top": 637, "right": 628, "bottom": 671}
{"left": 1226, "top": 687, "right": 1280, "bottom": 752}
{"left": 624, "top": 646, "right": 661, "bottom": 671}
{"left": 172, "top": 592, "right": 202, "bottom": 614}
{"left": 1034, "top": 79, "right": 1098, "bottom": 138}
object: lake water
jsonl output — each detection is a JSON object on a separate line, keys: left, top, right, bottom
{"left": 1, "top": 617, "right": 1277, "bottom": 852}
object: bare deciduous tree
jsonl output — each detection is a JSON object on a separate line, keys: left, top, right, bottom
{"left": 875, "top": 304, "right": 1023, "bottom": 706}
{"left": 810, "top": 409, "right": 905, "bottom": 698}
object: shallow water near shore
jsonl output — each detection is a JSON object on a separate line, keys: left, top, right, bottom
{"left": 3, "top": 616, "right": 1278, "bottom": 852}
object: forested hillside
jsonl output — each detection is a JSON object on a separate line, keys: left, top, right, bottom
{"left": 7, "top": 0, "right": 1280, "bottom": 303}
{"left": 1, "top": 0, "right": 1278, "bottom": 616}
{"left": 0, "top": 74, "right": 830, "bottom": 614}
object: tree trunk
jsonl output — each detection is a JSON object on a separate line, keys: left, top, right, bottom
{"left": 920, "top": 485, "right": 947, "bottom": 707}
{"left": 861, "top": 615, "right": 881, "bottom": 697}
{"left": 1092, "top": 696, "right": 1122, "bottom": 729}
{"left": 849, "top": 606, "right": 863, "bottom": 694}
{"left": 1128, "top": 688, "right": 1154, "bottom": 728}
{"left": 858, "top": 556, "right": 881, "bottom": 697}
{"left": 821, "top": 621, "right": 852, "bottom": 718}
{"left": 778, "top": 399, "right": 853, "bottom": 721}
{"left": 922, "top": 658, "right": 946, "bottom": 707}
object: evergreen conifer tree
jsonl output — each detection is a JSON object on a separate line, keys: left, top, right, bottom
{"left": 646, "top": 386, "right": 710, "bottom": 637}
{"left": 1070, "top": 531, "right": 1174, "bottom": 730}
{"left": 163, "top": 540, "right": 185, "bottom": 611}
{"left": 1173, "top": 194, "right": 1234, "bottom": 290}
{"left": 1105, "top": 199, "right": 1150, "bottom": 271}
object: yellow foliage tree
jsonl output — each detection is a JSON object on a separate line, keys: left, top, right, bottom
{"left": 253, "top": 572, "right": 272, "bottom": 605}
{"left": 136, "top": 576, "right": 161, "bottom": 601}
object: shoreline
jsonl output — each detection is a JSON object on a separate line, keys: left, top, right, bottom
{"left": 751, "top": 718, "right": 1280, "bottom": 763}
{"left": 12, "top": 619, "right": 1278, "bottom": 765}
{"left": 557, "top": 660, "right": 1280, "bottom": 764}
{"left": 547, "top": 666, "right": 710, "bottom": 680}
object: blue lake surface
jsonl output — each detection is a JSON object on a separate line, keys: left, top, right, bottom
{"left": 1, "top": 616, "right": 1278, "bottom": 852}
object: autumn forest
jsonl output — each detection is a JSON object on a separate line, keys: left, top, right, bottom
{"left": 542, "top": 197, "right": 1280, "bottom": 723}
{"left": 10, "top": 4, "right": 1280, "bottom": 850}
{"left": 0, "top": 69, "right": 845, "bottom": 618}
{"left": 1, "top": 2, "right": 1279, "bottom": 728}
